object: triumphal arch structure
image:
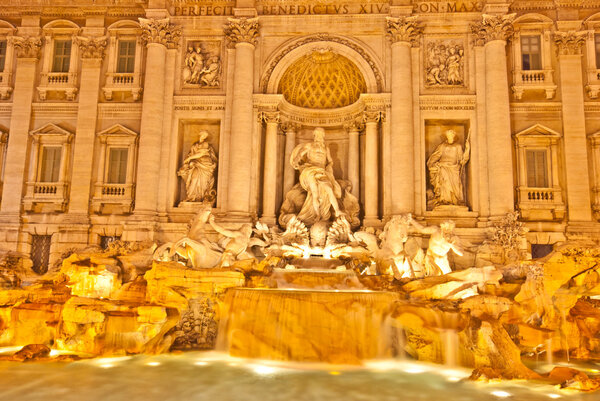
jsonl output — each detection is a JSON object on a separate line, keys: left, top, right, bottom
{"left": 0, "top": 0, "right": 598, "bottom": 270}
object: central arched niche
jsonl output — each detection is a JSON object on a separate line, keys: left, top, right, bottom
{"left": 278, "top": 49, "right": 367, "bottom": 109}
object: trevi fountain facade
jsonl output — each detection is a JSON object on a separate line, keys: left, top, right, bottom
{"left": 0, "top": 0, "right": 600, "bottom": 399}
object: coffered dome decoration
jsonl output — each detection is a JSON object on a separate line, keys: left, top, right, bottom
{"left": 278, "top": 50, "right": 367, "bottom": 109}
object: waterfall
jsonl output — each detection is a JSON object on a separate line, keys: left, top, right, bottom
{"left": 217, "top": 288, "right": 399, "bottom": 363}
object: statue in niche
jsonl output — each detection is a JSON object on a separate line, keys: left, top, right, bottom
{"left": 178, "top": 131, "right": 217, "bottom": 204}
{"left": 427, "top": 129, "right": 470, "bottom": 208}
{"left": 183, "top": 42, "right": 221, "bottom": 87}
{"left": 279, "top": 127, "right": 360, "bottom": 229}
{"left": 425, "top": 41, "right": 465, "bottom": 87}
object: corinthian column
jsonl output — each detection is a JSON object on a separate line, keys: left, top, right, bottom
{"left": 471, "top": 14, "right": 515, "bottom": 218}
{"left": 0, "top": 37, "right": 41, "bottom": 222}
{"left": 68, "top": 36, "right": 107, "bottom": 219}
{"left": 344, "top": 121, "right": 361, "bottom": 200}
{"left": 133, "top": 18, "right": 180, "bottom": 219}
{"left": 364, "top": 111, "right": 383, "bottom": 224}
{"left": 386, "top": 16, "right": 421, "bottom": 215}
{"left": 281, "top": 122, "right": 298, "bottom": 197}
{"left": 260, "top": 111, "right": 279, "bottom": 225}
{"left": 224, "top": 17, "right": 259, "bottom": 219}
{"left": 554, "top": 31, "right": 592, "bottom": 223}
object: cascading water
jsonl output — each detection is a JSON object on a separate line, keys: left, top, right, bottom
{"left": 217, "top": 287, "right": 400, "bottom": 364}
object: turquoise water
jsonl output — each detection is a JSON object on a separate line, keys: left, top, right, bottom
{"left": 0, "top": 352, "right": 596, "bottom": 401}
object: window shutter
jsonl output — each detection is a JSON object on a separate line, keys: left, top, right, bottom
{"left": 116, "top": 40, "right": 136, "bottom": 74}
{"left": 108, "top": 148, "right": 128, "bottom": 184}
{"left": 52, "top": 40, "right": 72, "bottom": 73}
{"left": 595, "top": 34, "right": 600, "bottom": 69}
{"left": 526, "top": 149, "right": 548, "bottom": 188}
{"left": 40, "top": 146, "right": 62, "bottom": 182}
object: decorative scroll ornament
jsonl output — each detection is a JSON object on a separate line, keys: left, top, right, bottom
{"left": 139, "top": 18, "right": 181, "bottom": 49}
{"left": 224, "top": 17, "right": 259, "bottom": 45}
{"left": 363, "top": 110, "right": 384, "bottom": 123}
{"left": 11, "top": 36, "right": 42, "bottom": 59}
{"left": 470, "top": 13, "right": 516, "bottom": 45}
{"left": 75, "top": 36, "right": 108, "bottom": 59}
{"left": 554, "top": 31, "right": 587, "bottom": 56}
{"left": 386, "top": 16, "right": 422, "bottom": 46}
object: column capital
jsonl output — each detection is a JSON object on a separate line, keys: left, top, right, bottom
{"left": 344, "top": 120, "right": 364, "bottom": 133}
{"left": 11, "top": 36, "right": 42, "bottom": 59}
{"left": 470, "top": 13, "right": 516, "bottom": 46}
{"left": 259, "top": 110, "right": 280, "bottom": 124}
{"left": 280, "top": 121, "right": 300, "bottom": 133}
{"left": 139, "top": 17, "right": 181, "bottom": 49}
{"left": 386, "top": 16, "right": 421, "bottom": 46}
{"left": 75, "top": 35, "right": 108, "bottom": 59}
{"left": 225, "top": 17, "right": 259, "bottom": 46}
{"left": 554, "top": 30, "right": 588, "bottom": 56}
{"left": 363, "top": 110, "right": 385, "bottom": 123}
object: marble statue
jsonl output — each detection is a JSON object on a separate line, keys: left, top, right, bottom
{"left": 427, "top": 129, "right": 470, "bottom": 208}
{"left": 153, "top": 205, "right": 255, "bottom": 268}
{"left": 183, "top": 43, "right": 221, "bottom": 87}
{"left": 279, "top": 127, "right": 360, "bottom": 228}
{"left": 412, "top": 219, "right": 463, "bottom": 276}
{"left": 178, "top": 131, "right": 217, "bottom": 203}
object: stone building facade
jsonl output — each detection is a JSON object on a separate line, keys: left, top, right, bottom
{"left": 0, "top": 0, "right": 598, "bottom": 270}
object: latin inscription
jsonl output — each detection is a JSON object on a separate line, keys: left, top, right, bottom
{"left": 170, "top": 0, "right": 484, "bottom": 16}
{"left": 174, "top": 105, "right": 226, "bottom": 111}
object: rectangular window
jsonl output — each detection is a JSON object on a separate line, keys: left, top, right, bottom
{"left": 595, "top": 34, "right": 600, "bottom": 69}
{"left": 107, "top": 147, "right": 128, "bottom": 184}
{"left": 521, "top": 35, "right": 542, "bottom": 70}
{"left": 52, "top": 40, "right": 72, "bottom": 73}
{"left": 116, "top": 40, "right": 136, "bottom": 74}
{"left": 526, "top": 149, "right": 548, "bottom": 188}
{"left": 0, "top": 40, "right": 7, "bottom": 72}
{"left": 31, "top": 234, "right": 51, "bottom": 275}
{"left": 40, "top": 146, "right": 62, "bottom": 182}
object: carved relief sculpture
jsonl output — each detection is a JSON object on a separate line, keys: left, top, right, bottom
{"left": 183, "top": 41, "right": 221, "bottom": 87}
{"left": 427, "top": 129, "right": 470, "bottom": 208}
{"left": 425, "top": 41, "right": 465, "bottom": 87}
{"left": 279, "top": 127, "right": 360, "bottom": 228}
{"left": 177, "top": 131, "right": 217, "bottom": 204}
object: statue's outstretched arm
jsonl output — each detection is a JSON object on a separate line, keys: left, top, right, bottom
{"left": 209, "top": 216, "right": 237, "bottom": 238}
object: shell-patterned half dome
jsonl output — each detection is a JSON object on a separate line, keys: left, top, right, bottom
{"left": 278, "top": 50, "right": 367, "bottom": 109}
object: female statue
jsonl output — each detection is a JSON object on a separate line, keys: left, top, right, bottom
{"left": 178, "top": 131, "right": 217, "bottom": 203}
{"left": 427, "top": 129, "right": 470, "bottom": 207}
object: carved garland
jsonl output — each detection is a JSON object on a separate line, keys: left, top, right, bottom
{"left": 139, "top": 17, "right": 182, "bottom": 49}
{"left": 260, "top": 34, "right": 384, "bottom": 92}
{"left": 470, "top": 13, "right": 516, "bottom": 45}
{"left": 553, "top": 30, "right": 587, "bottom": 56}
{"left": 75, "top": 36, "right": 108, "bottom": 59}
{"left": 11, "top": 36, "right": 42, "bottom": 59}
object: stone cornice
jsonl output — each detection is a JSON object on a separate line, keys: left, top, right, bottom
{"left": 75, "top": 35, "right": 108, "bottom": 59}
{"left": 554, "top": 30, "right": 588, "bottom": 56}
{"left": 224, "top": 17, "right": 259, "bottom": 46}
{"left": 11, "top": 36, "right": 42, "bottom": 59}
{"left": 470, "top": 13, "right": 516, "bottom": 45}
{"left": 386, "top": 16, "right": 422, "bottom": 46}
{"left": 139, "top": 17, "right": 181, "bottom": 49}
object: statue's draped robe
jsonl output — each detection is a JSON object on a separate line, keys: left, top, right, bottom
{"left": 179, "top": 143, "right": 217, "bottom": 202}
{"left": 291, "top": 141, "right": 342, "bottom": 226}
{"left": 427, "top": 142, "right": 465, "bottom": 206}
